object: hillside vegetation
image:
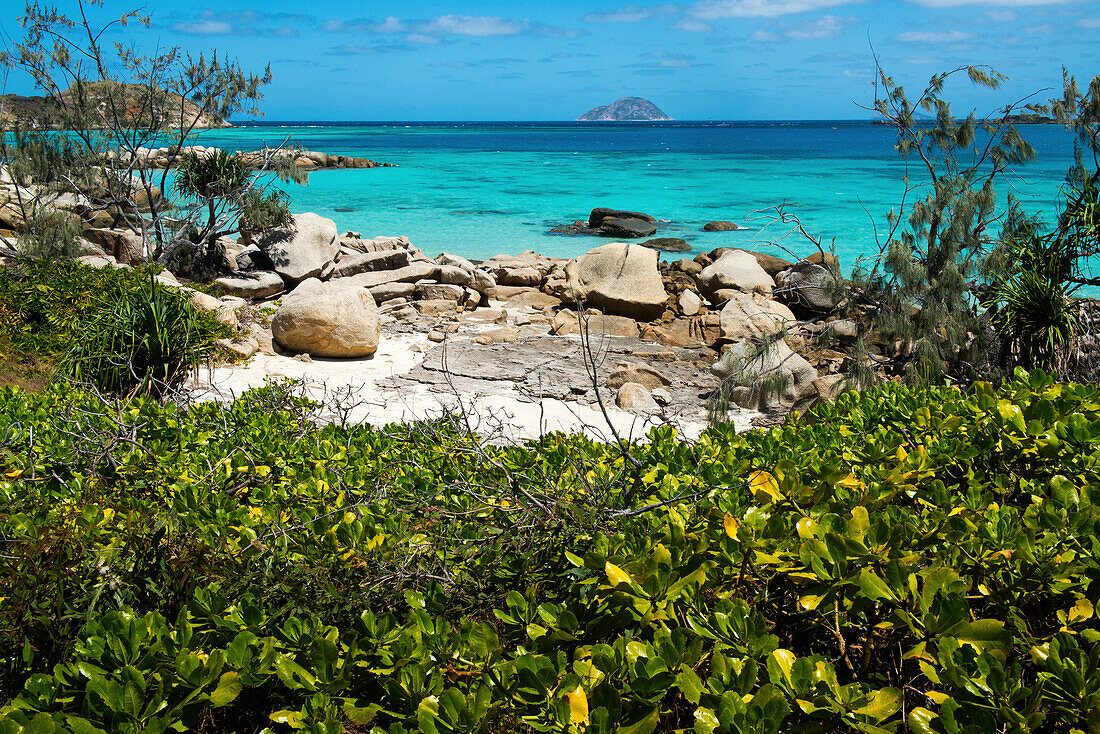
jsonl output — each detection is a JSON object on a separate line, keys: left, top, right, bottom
{"left": 0, "top": 369, "right": 1097, "bottom": 733}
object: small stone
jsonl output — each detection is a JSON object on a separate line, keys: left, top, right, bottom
{"left": 294, "top": 353, "right": 313, "bottom": 363}
{"left": 428, "top": 330, "right": 446, "bottom": 343}
{"left": 616, "top": 382, "right": 660, "bottom": 413}
{"left": 678, "top": 290, "right": 703, "bottom": 316}
{"left": 607, "top": 361, "right": 671, "bottom": 391}
{"left": 651, "top": 388, "right": 672, "bottom": 406}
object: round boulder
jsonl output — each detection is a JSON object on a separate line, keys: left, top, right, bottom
{"left": 703, "top": 221, "right": 740, "bottom": 232}
{"left": 272, "top": 278, "right": 380, "bottom": 358}
{"left": 565, "top": 243, "right": 669, "bottom": 321}
{"left": 697, "top": 250, "right": 775, "bottom": 297}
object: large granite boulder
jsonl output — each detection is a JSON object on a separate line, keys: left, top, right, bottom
{"left": 588, "top": 208, "right": 656, "bottom": 228}
{"left": 257, "top": 212, "right": 339, "bottom": 285}
{"left": 718, "top": 292, "right": 795, "bottom": 342}
{"left": 775, "top": 261, "right": 842, "bottom": 312}
{"left": 271, "top": 278, "right": 380, "bottom": 358}
{"left": 711, "top": 338, "right": 817, "bottom": 410}
{"left": 703, "top": 220, "right": 740, "bottom": 232}
{"left": 698, "top": 250, "right": 774, "bottom": 297}
{"left": 599, "top": 217, "right": 657, "bottom": 239}
{"left": 564, "top": 243, "right": 668, "bottom": 321}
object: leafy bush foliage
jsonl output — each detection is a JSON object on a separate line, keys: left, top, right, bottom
{"left": 0, "top": 260, "right": 229, "bottom": 394}
{"left": 0, "top": 371, "right": 1098, "bottom": 732}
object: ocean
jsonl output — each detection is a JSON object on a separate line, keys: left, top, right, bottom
{"left": 189, "top": 121, "right": 1080, "bottom": 269}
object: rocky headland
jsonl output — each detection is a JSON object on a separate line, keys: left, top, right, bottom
{"left": 0, "top": 85, "right": 230, "bottom": 130}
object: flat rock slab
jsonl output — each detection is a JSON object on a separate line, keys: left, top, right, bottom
{"left": 388, "top": 334, "right": 720, "bottom": 409}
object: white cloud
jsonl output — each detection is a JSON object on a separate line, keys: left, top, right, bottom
{"left": 1026, "top": 22, "right": 1055, "bottom": 32}
{"left": 174, "top": 19, "right": 232, "bottom": 34}
{"left": 689, "top": 0, "right": 856, "bottom": 20}
{"left": 985, "top": 9, "right": 1018, "bottom": 19}
{"left": 584, "top": 4, "right": 678, "bottom": 22}
{"left": 1080, "top": 17, "right": 1100, "bottom": 27}
{"left": 423, "top": 15, "right": 528, "bottom": 36}
{"left": 894, "top": 29, "right": 975, "bottom": 41}
{"left": 750, "top": 28, "right": 781, "bottom": 40}
{"left": 786, "top": 14, "right": 853, "bottom": 38}
{"left": 405, "top": 33, "right": 441, "bottom": 45}
{"left": 750, "top": 13, "right": 854, "bottom": 41}
{"left": 376, "top": 17, "right": 406, "bottom": 33}
{"left": 909, "top": 0, "right": 1072, "bottom": 6}
{"left": 674, "top": 18, "right": 714, "bottom": 31}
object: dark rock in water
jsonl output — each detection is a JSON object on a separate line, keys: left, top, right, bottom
{"left": 599, "top": 217, "right": 657, "bottom": 239}
{"left": 703, "top": 220, "right": 740, "bottom": 232}
{"left": 333, "top": 206, "right": 357, "bottom": 212}
{"left": 549, "top": 221, "right": 600, "bottom": 236}
{"left": 589, "top": 207, "right": 657, "bottom": 228}
{"left": 640, "top": 237, "right": 691, "bottom": 252}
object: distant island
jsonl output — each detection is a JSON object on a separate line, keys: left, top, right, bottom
{"left": 576, "top": 97, "right": 673, "bottom": 122}
{"left": 0, "top": 83, "right": 229, "bottom": 130}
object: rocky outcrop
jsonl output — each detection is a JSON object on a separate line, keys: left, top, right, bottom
{"left": 110, "top": 145, "right": 394, "bottom": 171}
{"left": 607, "top": 362, "right": 671, "bottom": 391}
{"left": 703, "top": 221, "right": 740, "bottom": 232}
{"left": 565, "top": 243, "right": 668, "bottom": 321}
{"left": 588, "top": 208, "right": 657, "bottom": 228}
{"left": 271, "top": 278, "right": 380, "bottom": 358}
{"left": 258, "top": 213, "right": 339, "bottom": 285}
{"left": 598, "top": 217, "right": 657, "bottom": 239}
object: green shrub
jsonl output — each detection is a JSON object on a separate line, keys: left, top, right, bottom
{"left": 0, "top": 260, "right": 229, "bottom": 394}
{"left": 61, "top": 274, "right": 227, "bottom": 396}
{"left": 0, "top": 371, "right": 1097, "bottom": 732}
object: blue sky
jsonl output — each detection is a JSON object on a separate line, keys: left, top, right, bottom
{"left": 3, "top": 0, "right": 1099, "bottom": 120}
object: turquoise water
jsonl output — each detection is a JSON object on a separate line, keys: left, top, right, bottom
{"left": 189, "top": 122, "right": 1079, "bottom": 268}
